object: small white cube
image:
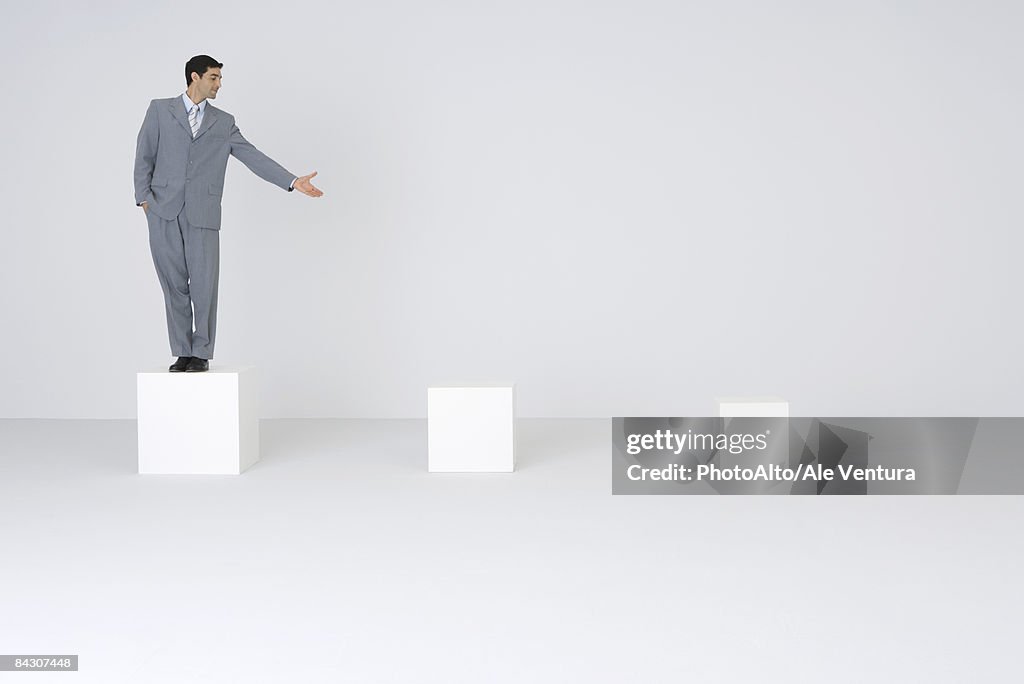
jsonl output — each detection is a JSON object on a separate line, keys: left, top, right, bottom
{"left": 428, "top": 385, "right": 515, "bottom": 472}
{"left": 137, "top": 366, "right": 259, "bottom": 475}
{"left": 717, "top": 397, "right": 790, "bottom": 417}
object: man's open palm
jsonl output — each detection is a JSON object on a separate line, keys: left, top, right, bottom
{"left": 294, "top": 171, "right": 324, "bottom": 197}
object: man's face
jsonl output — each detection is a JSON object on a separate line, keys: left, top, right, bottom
{"left": 191, "top": 67, "right": 222, "bottom": 100}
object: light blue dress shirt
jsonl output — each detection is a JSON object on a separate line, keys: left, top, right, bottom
{"left": 181, "top": 93, "right": 207, "bottom": 130}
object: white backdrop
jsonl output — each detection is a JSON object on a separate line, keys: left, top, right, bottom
{"left": 1, "top": 0, "right": 1021, "bottom": 419}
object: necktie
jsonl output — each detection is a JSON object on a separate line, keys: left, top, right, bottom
{"left": 188, "top": 104, "right": 200, "bottom": 137}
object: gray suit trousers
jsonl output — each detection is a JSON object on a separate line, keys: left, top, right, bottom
{"left": 146, "top": 207, "right": 220, "bottom": 359}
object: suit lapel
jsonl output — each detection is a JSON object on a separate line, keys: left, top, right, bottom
{"left": 168, "top": 97, "right": 191, "bottom": 135}
{"left": 167, "top": 97, "right": 219, "bottom": 140}
{"left": 193, "top": 106, "right": 219, "bottom": 141}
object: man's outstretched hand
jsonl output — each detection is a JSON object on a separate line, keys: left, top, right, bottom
{"left": 293, "top": 171, "right": 324, "bottom": 197}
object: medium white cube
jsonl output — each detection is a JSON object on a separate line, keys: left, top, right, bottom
{"left": 428, "top": 385, "right": 515, "bottom": 472}
{"left": 137, "top": 366, "right": 259, "bottom": 475}
{"left": 717, "top": 397, "right": 790, "bottom": 417}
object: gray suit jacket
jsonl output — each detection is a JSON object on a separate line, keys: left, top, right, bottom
{"left": 133, "top": 97, "right": 296, "bottom": 229}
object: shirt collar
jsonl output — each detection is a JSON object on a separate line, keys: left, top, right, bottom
{"left": 181, "top": 93, "right": 207, "bottom": 114}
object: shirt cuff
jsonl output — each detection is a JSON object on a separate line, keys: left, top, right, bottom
{"left": 288, "top": 178, "right": 297, "bottom": 191}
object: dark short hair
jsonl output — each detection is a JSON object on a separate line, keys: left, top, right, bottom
{"left": 185, "top": 55, "right": 224, "bottom": 86}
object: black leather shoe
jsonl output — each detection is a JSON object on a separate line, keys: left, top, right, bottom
{"left": 185, "top": 357, "right": 209, "bottom": 373}
{"left": 169, "top": 356, "right": 192, "bottom": 372}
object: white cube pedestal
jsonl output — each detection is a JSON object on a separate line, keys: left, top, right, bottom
{"left": 137, "top": 366, "right": 259, "bottom": 475}
{"left": 717, "top": 397, "right": 790, "bottom": 417}
{"left": 428, "top": 385, "right": 515, "bottom": 473}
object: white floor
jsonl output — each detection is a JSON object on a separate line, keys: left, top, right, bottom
{"left": 0, "top": 419, "right": 1021, "bottom": 683}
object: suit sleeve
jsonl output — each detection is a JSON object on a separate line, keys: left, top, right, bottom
{"left": 133, "top": 100, "right": 159, "bottom": 206}
{"left": 228, "top": 123, "right": 297, "bottom": 191}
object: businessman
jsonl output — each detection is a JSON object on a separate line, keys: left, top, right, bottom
{"left": 134, "top": 55, "right": 323, "bottom": 372}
